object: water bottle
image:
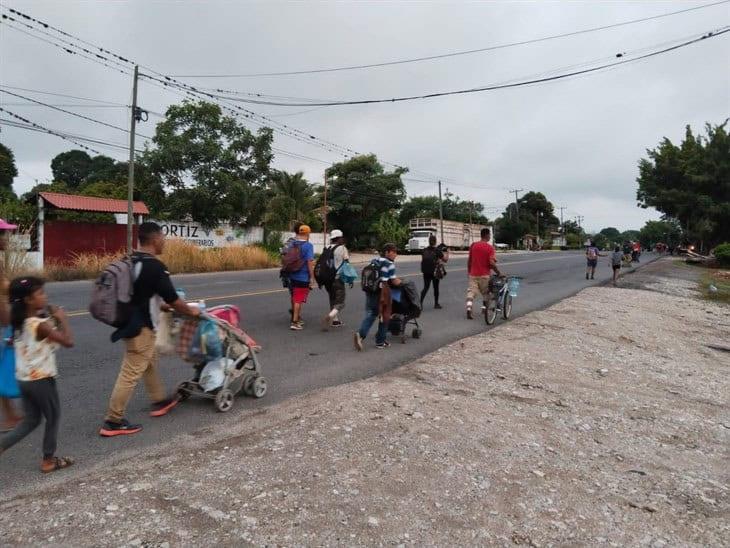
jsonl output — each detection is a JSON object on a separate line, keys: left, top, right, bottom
{"left": 198, "top": 299, "right": 206, "bottom": 314}
{"left": 175, "top": 288, "right": 186, "bottom": 301}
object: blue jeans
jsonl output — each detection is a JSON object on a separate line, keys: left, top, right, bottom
{"left": 358, "top": 292, "right": 387, "bottom": 345}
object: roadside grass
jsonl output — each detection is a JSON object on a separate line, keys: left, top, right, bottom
{"left": 11, "top": 240, "right": 278, "bottom": 282}
{"left": 700, "top": 269, "right": 730, "bottom": 304}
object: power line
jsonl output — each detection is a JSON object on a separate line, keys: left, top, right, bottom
{"left": 0, "top": 84, "right": 128, "bottom": 106}
{"left": 1, "top": 107, "right": 103, "bottom": 155}
{"left": 0, "top": 89, "right": 154, "bottom": 140}
{"left": 197, "top": 28, "right": 730, "bottom": 107}
{"left": 164, "top": 0, "right": 730, "bottom": 78}
{"left": 1, "top": 102, "right": 127, "bottom": 108}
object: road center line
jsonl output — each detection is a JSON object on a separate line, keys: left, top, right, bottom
{"left": 66, "top": 254, "right": 576, "bottom": 318}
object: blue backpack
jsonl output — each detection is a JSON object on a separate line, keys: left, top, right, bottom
{"left": 0, "top": 326, "right": 20, "bottom": 399}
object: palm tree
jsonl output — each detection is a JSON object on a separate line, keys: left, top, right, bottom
{"left": 265, "top": 171, "right": 320, "bottom": 230}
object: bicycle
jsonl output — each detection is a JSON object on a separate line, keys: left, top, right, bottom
{"left": 484, "top": 275, "right": 522, "bottom": 325}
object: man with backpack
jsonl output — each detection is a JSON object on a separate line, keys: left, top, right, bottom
{"left": 354, "top": 243, "right": 401, "bottom": 351}
{"left": 281, "top": 224, "right": 315, "bottom": 331}
{"left": 318, "top": 229, "right": 349, "bottom": 330}
{"left": 585, "top": 240, "right": 604, "bottom": 280}
{"left": 420, "top": 235, "right": 449, "bottom": 309}
{"left": 98, "top": 222, "right": 200, "bottom": 437}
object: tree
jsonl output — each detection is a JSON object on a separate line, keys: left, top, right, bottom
{"left": 590, "top": 233, "right": 608, "bottom": 250}
{"left": 619, "top": 230, "right": 640, "bottom": 243}
{"left": 637, "top": 121, "right": 730, "bottom": 248}
{"left": 599, "top": 227, "right": 621, "bottom": 241}
{"left": 495, "top": 216, "right": 529, "bottom": 247}
{"left": 50, "top": 150, "right": 93, "bottom": 189}
{"left": 398, "top": 193, "right": 488, "bottom": 224}
{"left": 494, "top": 191, "right": 559, "bottom": 247}
{"left": 562, "top": 220, "right": 584, "bottom": 236}
{"left": 373, "top": 211, "right": 409, "bottom": 250}
{"left": 638, "top": 219, "right": 682, "bottom": 249}
{"left": 325, "top": 154, "right": 406, "bottom": 249}
{"left": 0, "top": 142, "right": 18, "bottom": 194}
{"left": 565, "top": 233, "right": 583, "bottom": 248}
{"left": 143, "top": 100, "right": 273, "bottom": 228}
{"left": 265, "top": 171, "right": 321, "bottom": 231}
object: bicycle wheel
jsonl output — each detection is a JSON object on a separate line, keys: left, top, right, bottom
{"left": 503, "top": 293, "right": 513, "bottom": 319}
{"left": 485, "top": 297, "right": 497, "bottom": 324}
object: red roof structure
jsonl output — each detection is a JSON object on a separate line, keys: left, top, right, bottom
{"left": 39, "top": 192, "right": 149, "bottom": 215}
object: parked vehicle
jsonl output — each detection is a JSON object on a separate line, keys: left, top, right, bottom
{"left": 405, "top": 218, "right": 491, "bottom": 252}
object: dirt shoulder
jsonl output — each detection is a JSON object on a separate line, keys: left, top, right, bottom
{"left": 1, "top": 259, "right": 728, "bottom": 546}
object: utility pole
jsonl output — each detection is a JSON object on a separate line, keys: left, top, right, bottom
{"left": 323, "top": 171, "right": 328, "bottom": 247}
{"left": 508, "top": 189, "right": 523, "bottom": 219}
{"left": 558, "top": 206, "right": 567, "bottom": 246}
{"left": 126, "top": 65, "right": 139, "bottom": 254}
{"left": 438, "top": 180, "right": 444, "bottom": 244}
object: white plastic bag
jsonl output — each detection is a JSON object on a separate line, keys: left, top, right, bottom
{"left": 199, "top": 358, "right": 235, "bottom": 392}
{"left": 155, "top": 310, "right": 175, "bottom": 355}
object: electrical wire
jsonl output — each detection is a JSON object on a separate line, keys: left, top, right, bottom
{"left": 195, "top": 28, "right": 730, "bottom": 107}
{"left": 0, "top": 84, "right": 128, "bottom": 106}
{"left": 1, "top": 107, "right": 103, "bottom": 155}
{"left": 0, "top": 89, "right": 154, "bottom": 140}
{"left": 163, "top": 0, "right": 730, "bottom": 78}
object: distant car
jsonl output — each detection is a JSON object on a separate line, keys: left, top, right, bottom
{"left": 495, "top": 243, "right": 509, "bottom": 250}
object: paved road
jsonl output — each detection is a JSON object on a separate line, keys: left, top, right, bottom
{"left": 0, "top": 251, "right": 652, "bottom": 492}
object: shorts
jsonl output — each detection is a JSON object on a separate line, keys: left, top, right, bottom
{"left": 612, "top": 264, "right": 621, "bottom": 271}
{"left": 587, "top": 259, "right": 598, "bottom": 268}
{"left": 291, "top": 283, "right": 310, "bottom": 304}
{"left": 466, "top": 275, "right": 492, "bottom": 302}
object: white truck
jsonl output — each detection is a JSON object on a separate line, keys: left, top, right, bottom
{"left": 405, "top": 218, "right": 492, "bottom": 252}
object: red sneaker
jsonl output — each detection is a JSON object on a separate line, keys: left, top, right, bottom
{"left": 149, "top": 397, "right": 179, "bottom": 418}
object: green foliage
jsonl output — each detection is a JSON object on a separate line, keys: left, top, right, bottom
{"left": 398, "top": 192, "right": 489, "bottom": 225}
{"left": 566, "top": 233, "right": 583, "bottom": 248}
{"left": 373, "top": 211, "right": 409, "bottom": 251}
{"left": 0, "top": 142, "right": 18, "bottom": 191}
{"left": 143, "top": 100, "right": 274, "bottom": 229}
{"left": 495, "top": 191, "right": 560, "bottom": 247}
{"left": 636, "top": 121, "right": 730, "bottom": 247}
{"left": 0, "top": 192, "right": 35, "bottom": 232}
{"left": 495, "top": 216, "right": 529, "bottom": 247}
{"left": 638, "top": 219, "right": 682, "bottom": 249}
{"left": 562, "top": 220, "right": 584, "bottom": 236}
{"left": 326, "top": 154, "right": 406, "bottom": 249}
{"left": 265, "top": 171, "right": 321, "bottom": 231}
{"left": 619, "top": 230, "right": 640, "bottom": 243}
{"left": 713, "top": 243, "right": 730, "bottom": 266}
{"left": 599, "top": 227, "right": 621, "bottom": 241}
{"left": 50, "top": 150, "right": 95, "bottom": 188}
{"left": 591, "top": 233, "right": 608, "bottom": 250}
{"left": 261, "top": 229, "right": 284, "bottom": 257}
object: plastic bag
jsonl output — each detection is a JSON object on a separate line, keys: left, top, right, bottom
{"left": 155, "top": 311, "right": 175, "bottom": 355}
{"left": 338, "top": 260, "right": 359, "bottom": 285}
{"left": 0, "top": 327, "right": 20, "bottom": 399}
{"left": 199, "top": 357, "right": 235, "bottom": 392}
{"left": 189, "top": 319, "right": 223, "bottom": 362}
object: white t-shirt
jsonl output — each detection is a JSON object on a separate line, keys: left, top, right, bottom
{"left": 332, "top": 244, "right": 349, "bottom": 270}
{"left": 14, "top": 317, "right": 59, "bottom": 381}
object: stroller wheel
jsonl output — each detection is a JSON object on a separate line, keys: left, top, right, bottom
{"left": 176, "top": 381, "right": 193, "bottom": 402}
{"left": 252, "top": 377, "right": 268, "bottom": 398}
{"left": 243, "top": 374, "right": 256, "bottom": 396}
{"left": 412, "top": 328, "right": 422, "bottom": 339}
{"left": 215, "top": 389, "right": 234, "bottom": 412}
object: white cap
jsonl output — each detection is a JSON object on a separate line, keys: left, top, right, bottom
{"left": 329, "top": 229, "right": 343, "bottom": 239}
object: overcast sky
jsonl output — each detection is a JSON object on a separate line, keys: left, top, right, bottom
{"left": 1, "top": 0, "right": 728, "bottom": 232}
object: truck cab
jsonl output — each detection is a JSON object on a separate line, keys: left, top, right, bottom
{"left": 406, "top": 230, "right": 435, "bottom": 253}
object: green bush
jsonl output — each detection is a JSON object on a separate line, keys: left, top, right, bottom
{"left": 713, "top": 242, "right": 730, "bottom": 266}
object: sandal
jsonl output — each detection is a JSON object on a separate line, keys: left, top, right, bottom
{"left": 41, "top": 456, "right": 75, "bottom": 473}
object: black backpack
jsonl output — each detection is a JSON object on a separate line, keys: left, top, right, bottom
{"left": 361, "top": 259, "right": 381, "bottom": 293}
{"left": 314, "top": 244, "right": 342, "bottom": 287}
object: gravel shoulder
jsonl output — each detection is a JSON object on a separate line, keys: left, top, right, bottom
{"left": 1, "top": 259, "right": 728, "bottom": 547}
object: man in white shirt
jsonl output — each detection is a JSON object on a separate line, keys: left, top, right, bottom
{"left": 321, "top": 229, "right": 349, "bottom": 330}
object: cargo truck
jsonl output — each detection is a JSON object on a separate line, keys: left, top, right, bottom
{"left": 405, "top": 218, "right": 492, "bottom": 252}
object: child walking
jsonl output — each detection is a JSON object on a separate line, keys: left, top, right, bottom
{"left": 0, "top": 277, "right": 75, "bottom": 473}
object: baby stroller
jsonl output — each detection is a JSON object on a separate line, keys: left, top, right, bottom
{"left": 175, "top": 304, "right": 267, "bottom": 412}
{"left": 389, "top": 280, "right": 423, "bottom": 343}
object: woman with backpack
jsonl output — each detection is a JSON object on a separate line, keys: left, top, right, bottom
{"left": 420, "top": 235, "right": 448, "bottom": 309}
{"left": 585, "top": 240, "right": 604, "bottom": 280}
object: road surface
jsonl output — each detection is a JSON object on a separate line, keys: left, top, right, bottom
{"left": 0, "top": 251, "right": 651, "bottom": 492}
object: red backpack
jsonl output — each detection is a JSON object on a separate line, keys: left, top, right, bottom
{"left": 281, "top": 241, "right": 305, "bottom": 273}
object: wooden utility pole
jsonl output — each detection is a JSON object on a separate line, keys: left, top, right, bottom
{"left": 323, "top": 171, "right": 328, "bottom": 247}
{"left": 438, "top": 180, "right": 444, "bottom": 244}
{"left": 126, "top": 65, "right": 139, "bottom": 254}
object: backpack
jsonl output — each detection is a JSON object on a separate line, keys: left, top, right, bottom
{"left": 281, "top": 240, "right": 305, "bottom": 273}
{"left": 587, "top": 247, "right": 598, "bottom": 260}
{"left": 361, "top": 259, "right": 381, "bottom": 293}
{"left": 89, "top": 256, "right": 136, "bottom": 327}
{"left": 314, "top": 244, "right": 342, "bottom": 287}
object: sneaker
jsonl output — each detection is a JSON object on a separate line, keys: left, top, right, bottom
{"left": 353, "top": 332, "right": 364, "bottom": 351}
{"left": 466, "top": 308, "right": 474, "bottom": 320}
{"left": 434, "top": 303, "right": 443, "bottom": 309}
{"left": 331, "top": 320, "right": 344, "bottom": 327}
{"left": 586, "top": 273, "right": 589, "bottom": 280}
{"left": 99, "top": 419, "right": 143, "bottom": 437}
{"left": 375, "top": 341, "right": 391, "bottom": 349}
{"left": 150, "top": 397, "right": 179, "bottom": 417}
{"left": 290, "top": 322, "right": 303, "bottom": 331}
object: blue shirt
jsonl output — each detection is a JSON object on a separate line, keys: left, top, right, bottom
{"left": 378, "top": 257, "right": 396, "bottom": 286}
{"left": 289, "top": 240, "right": 314, "bottom": 283}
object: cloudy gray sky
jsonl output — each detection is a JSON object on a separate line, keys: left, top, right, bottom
{"left": 1, "top": 0, "right": 728, "bottom": 232}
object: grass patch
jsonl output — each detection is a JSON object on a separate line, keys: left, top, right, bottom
{"left": 11, "top": 240, "right": 278, "bottom": 282}
{"left": 700, "top": 269, "right": 730, "bottom": 304}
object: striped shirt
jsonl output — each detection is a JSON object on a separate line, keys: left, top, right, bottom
{"left": 378, "top": 257, "right": 396, "bottom": 286}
